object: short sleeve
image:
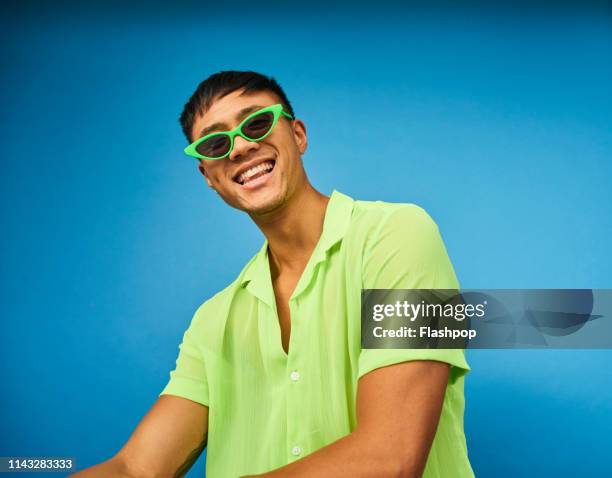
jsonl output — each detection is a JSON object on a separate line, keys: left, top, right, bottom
{"left": 159, "top": 307, "right": 210, "bottom": 406}
{"left": 359, "top": 205, "right": 470, "bottom": 384}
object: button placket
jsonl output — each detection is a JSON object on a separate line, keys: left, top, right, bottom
{"left": 286, "top": 298, "right": 303, "bottom": 460}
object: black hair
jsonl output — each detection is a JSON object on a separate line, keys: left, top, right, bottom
{"left": 179, "top": 70, "right": 295, "bottom": 143}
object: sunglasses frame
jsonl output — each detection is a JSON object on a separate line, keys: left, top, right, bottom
{"left": 184, "top": 104, "right": 294, "bottom": 161}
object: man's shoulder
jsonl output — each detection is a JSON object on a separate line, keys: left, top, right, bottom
{"left": 347, "top": 195, "right": 437, "bottom": 242}
{"left": 191, "top": 247, "right": 261, "bottom": 319}
{"left": 352, "top": 196, "right": 430, "bottom": 219}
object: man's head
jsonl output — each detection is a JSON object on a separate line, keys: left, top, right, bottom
{"left": 179, "top": 71, "right": 309, "bottom": 216}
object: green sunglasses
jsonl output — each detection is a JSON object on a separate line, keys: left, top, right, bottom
{"left": 184, "top": 104, "right": 294, "bottom": 160}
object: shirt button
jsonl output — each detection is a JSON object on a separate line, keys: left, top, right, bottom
{"left": 290, "top": 371, "right": 300, "bottom": 382}
{"left": 291, "top": 446, "right": 302, "bottom": 456}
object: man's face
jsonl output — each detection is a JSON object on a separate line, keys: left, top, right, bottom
{"left": 191, "top": 89, "right": 308, "bottom": 216}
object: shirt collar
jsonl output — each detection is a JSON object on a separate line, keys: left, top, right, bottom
{"left": 240, "top": 190, "right": 355, "bottom": 302}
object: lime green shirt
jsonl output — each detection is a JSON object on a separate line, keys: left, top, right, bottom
{"left": 160, "top": 190, "right": 474, "bottom": 477}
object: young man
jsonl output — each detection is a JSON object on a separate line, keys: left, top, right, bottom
{"left": 73, "top": 71, "right": 474, "bottom": 478}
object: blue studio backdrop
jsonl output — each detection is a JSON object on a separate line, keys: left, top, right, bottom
{"left": 1, "top": 2, "right": 611, "bottom": 477}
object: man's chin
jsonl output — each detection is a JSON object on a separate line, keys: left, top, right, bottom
{"left": 238, "top": 189, "right": 286, "bottom": 216}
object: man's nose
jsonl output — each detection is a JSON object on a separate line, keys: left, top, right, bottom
{"left": 229, "top": 135, "right": 259, "bottom": 161}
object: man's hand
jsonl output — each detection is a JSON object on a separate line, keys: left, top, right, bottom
{"left": 70, "top": 395, "right": 208, "bottom": 478}
{"left": 245, "top": 359, "right": 449, "bottom": 478}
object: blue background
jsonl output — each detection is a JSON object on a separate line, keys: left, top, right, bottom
{"left": 1, "top": 2, "right": 611, "bottom": 476}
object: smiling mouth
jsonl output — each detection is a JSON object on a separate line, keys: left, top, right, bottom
{"left": 234, "top": 160, "right": 276, "bottom": 185}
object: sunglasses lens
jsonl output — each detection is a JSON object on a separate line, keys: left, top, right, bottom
{"left": 196, "top": 134, "right": 231, "bottom": 158}
{"left": 241, "top": 112, "right": 274, "bottom": 139}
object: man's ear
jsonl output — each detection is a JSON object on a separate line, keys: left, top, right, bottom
{"left": 198, "top": 161, "right": 214, "bottom": 188}
{"left": 292, "top": 119, "right": 308, "bottom": 155}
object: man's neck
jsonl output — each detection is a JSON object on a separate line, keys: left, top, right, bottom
{"left": 250, "top": 184, "right": 330, "bottom": 279}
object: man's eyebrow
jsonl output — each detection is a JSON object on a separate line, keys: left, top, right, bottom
{"left": 198, "top": 105, "right": 264, "bottom": 139}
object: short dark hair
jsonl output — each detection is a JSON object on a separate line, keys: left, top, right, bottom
{"left": 179, "top": 70, "right": 295, "bottom": 143}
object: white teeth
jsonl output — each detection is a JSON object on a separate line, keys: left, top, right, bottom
{"left": 237, "top": 161, "right": 274, "bottom": 184}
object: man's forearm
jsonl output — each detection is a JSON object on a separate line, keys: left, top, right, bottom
{"left": 69, "top": 456, "right": 138, "bottom": 478}
{"left": 242, "top": 429, "right": 419, "bottom": 478}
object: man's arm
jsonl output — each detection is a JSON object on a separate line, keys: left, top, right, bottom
{"left": 70, "top": 395, "right": 208, "bottom": 478}
{"left": 244, "top": 359, "right": 449, "bottom": 478}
